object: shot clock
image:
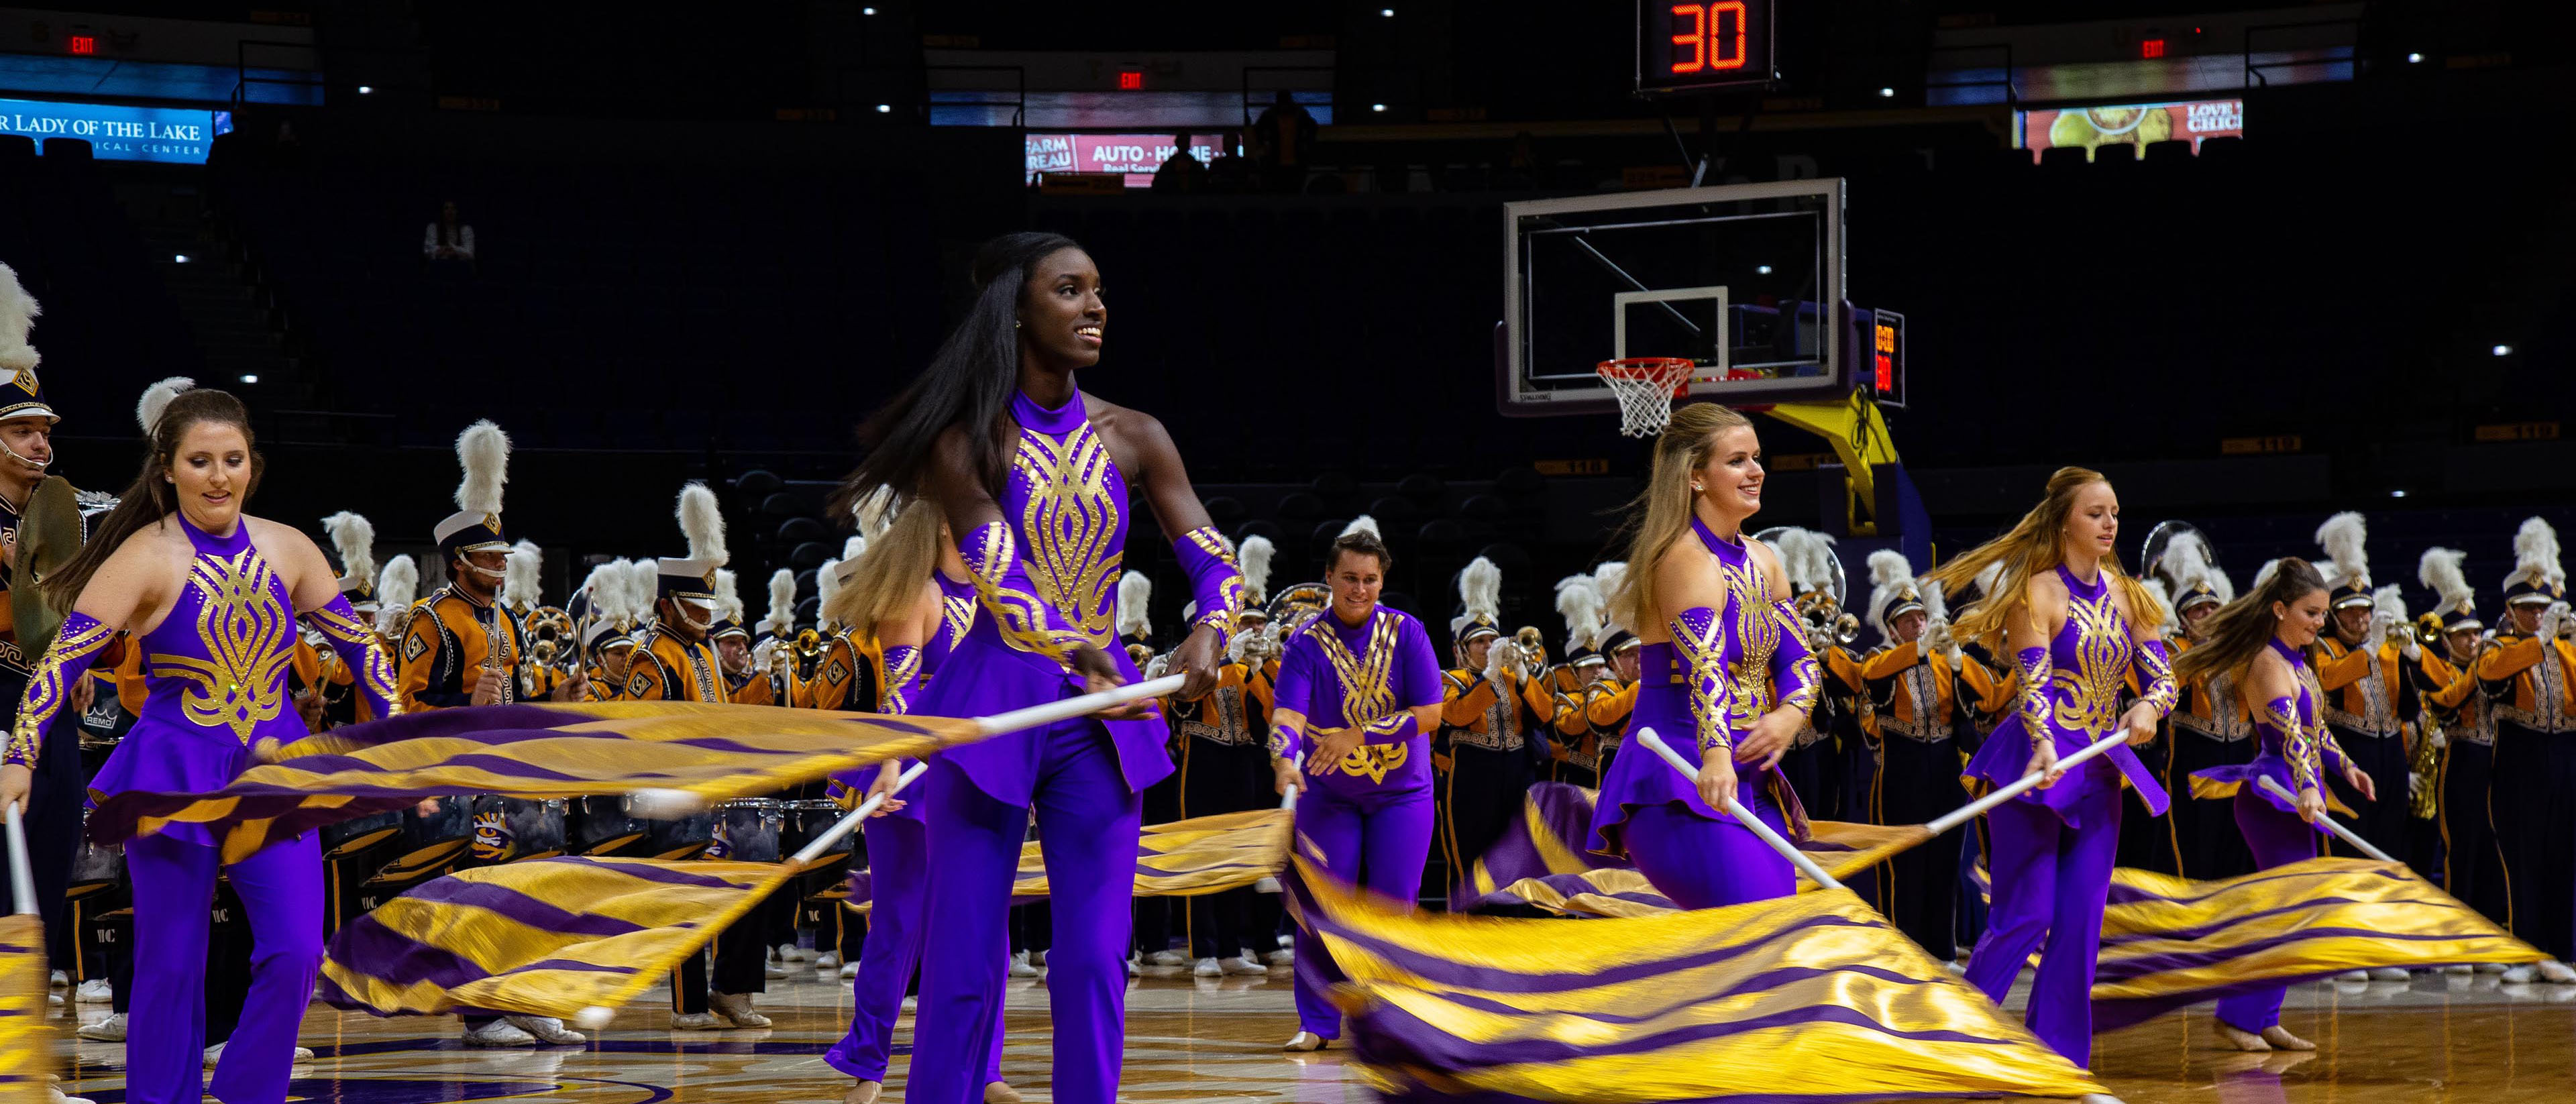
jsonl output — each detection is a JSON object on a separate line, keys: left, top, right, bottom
{"left": 1637, "top": 1, "right": 1776, "bottom": 94}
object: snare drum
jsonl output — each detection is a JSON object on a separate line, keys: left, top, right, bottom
{"left": 66, "top": 809, "right": 123, "bottom": 903}
{"left": 706, "top": 799, "right": 785, "bottom": 863}
{"left": 644, "top": 811, "right": 715, "bottom": 861}
{"left": 569, "top": 795, "right": 649, "bottom": 857}
{"left": 365, "top": 799, "right": 473, "bottom": 886}
{"left": 467, "top": 795, "right": 570, "bottom": 865}
{"left": 779, "top": 799, "right": 853, "bottom": 865}
{"left": 320, "top": 809, "right": 403, "bottom": 861}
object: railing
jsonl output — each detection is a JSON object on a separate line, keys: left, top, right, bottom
{"left": 1924, "top": 42, "right": 2015, "bottom": 106}
{"left": 2244, "top": 17, "right": 2361, "bottom": 87}
{"left": 232, "top": 38, "right": 323, "bottom": 107}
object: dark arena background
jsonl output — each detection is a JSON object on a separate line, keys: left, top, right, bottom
{"left": 7, "top": 2, "right": 2576, "bottom": 1103}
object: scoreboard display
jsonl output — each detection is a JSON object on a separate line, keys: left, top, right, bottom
{"left": 1637, "top": 1, "right": 1776, "bottom": 94}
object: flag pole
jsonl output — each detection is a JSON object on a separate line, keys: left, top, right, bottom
{"left": 2257, "top": 775, "right": 2396, "bottom": 863}
{"left": 4, "top": 805, "right": 33, "bottom": 916}
{"left": 1635, "top": 728, "right": 1842, "bottom": 892}
{"left": 789, "top": 761, "right": 932, "bottom": 868}
{"left": 974, "top": 673, "right": 1187, "bottom": 736}
{"left": 1923, "top": 729, "right": 2133, "bottom": 836}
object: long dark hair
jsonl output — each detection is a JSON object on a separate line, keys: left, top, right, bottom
{"left": 2173, "top": 557, "right": 2326, "bottom": 686}
{"left": 839, "top": 231, "right": 1084, "bottom": 511}
{"left": 44, "top": 388, "right": 264, "bottom": 610}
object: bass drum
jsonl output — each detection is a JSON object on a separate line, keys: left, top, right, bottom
{"left": 466, "top": 796, "right": 570, "bottom": 866}
{"left": 365, "top": 798, "right": 474, "bottom": 887}
{"left": 643, "top": 811, "right": 715, "bottom": 861}
{"left": 568, "top": 795, "right": 649, "bottom": 857}
{"left": 320, "top": 808, "right": 404, "bottom": 862}
{"left": 66, "top": 808, "right": 124, "bottom": 904}
{"left": 707, "top": 799, "right": 784, "bottom": 863}
{"left": 779, "top": 799, "right": 854, "bottom": 865}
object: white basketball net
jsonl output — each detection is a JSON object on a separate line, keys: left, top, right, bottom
{"left": 1597, "top": 359, "right": 1695, "bottom": 438}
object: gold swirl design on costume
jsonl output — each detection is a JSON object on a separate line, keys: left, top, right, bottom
{"left": 879, "top": 644, "right": 922, "bottom": 714}
{"left": 1716, "top": 553, "right": 1780, "bottom": 722}
{"left": 2049, "top": 587, "right": 2132, "bottom": 735}
{"left": 1015, "top": 423, "right": 1121, "bottom": 649}
{"left": 942, "top": 592, "right": 977, "bottom": 650}
{"left": 5, "top": 616, "right": 116, "bottom": 766}
{"left": 1306, "top": 610, "right": 1407, "bottom": 779}
{"left": 1666, "top": 606, "right": 1734, "bottom": 755}
{"left": 153, "top": 547, "right": 294, "bottom": 744}
{"left": 1181, "top": 525, "right": 1245, "bottom": 639}
{"left": 311, "top": 600, "right": 403, "bottom": 716}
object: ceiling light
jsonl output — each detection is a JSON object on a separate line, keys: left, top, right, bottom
{"left": 2493, "top": 344, "right": 2513, "bottom": 356}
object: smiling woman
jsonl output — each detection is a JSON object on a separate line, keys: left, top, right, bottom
{"left": 2, "top": 380, "right": 398, "bottom": 1104}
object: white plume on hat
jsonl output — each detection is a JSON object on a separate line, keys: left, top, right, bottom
{"left": 625, "top": 559, "right": 660, "bottom": 624}
{"left": 2508, "top": 516, "right": 2565, "bottom": 594}
{"left": 1452, "top": 556, "right": 1501, "bottom": 639}
{"left": 454, "top": 421, "right": 510, "bottom": 516}
{"left": 374, "top": 555, "right": 419, "bottom": 639}
{"left": 2159, "top": 530, "right": 2234, "bottom": 606}
{"left": 2420, "top": 547, "right": 2474, "bottom": 614}
{"left": 1593, "top": 561, "right": 1633, "bottom": 634}
{"left": 1863, "top": 549, "right": 1919, "bottom": 639}
{"left": 677, "top": 482, "right": 727, "bottom": 567}
{"left": 1340, "top": 515, "right": 1381, "bottom": 541}
{"left": 321, "top": 512, "right": 377, "bottom": 591}
{"left": 851, "top": 486, "right": 898, "bottom": 543}
{"left": 1238, "top": 535, "right": 1276, "bottom": 606}
{"left": 1972, "top": 559, "right": 2003, "bottom": 602}
{"left": 714, "top": 569, "right": 744, "bottom": 624}
{"left": 1118, "top": 570, "right": 1152, "bottom": 640}
{"left": 500, "top": 539, "right": 543, "bottom": 611}
{"left": 763, "top": 568, "right": 797, "bottom": 637}
{"left": 2251, "top": 559, "right": 2283, "bottom": 594}
{"left": 1554, "top": 573, "right": 1604, "bottom": 652}
{"left": 1920, "top": 578, "right": 1948, "bottom": 627}
{"left": 2372, "top": 583, "right": 2407, "bottom": 624}
{"left": 813, "top": 556, "right": 845, "bottom": 630}
{"left": 136, "top": 376, "right": 195, "bottom": 435}
{"left": 2314, "top": 512, "right": 2369, "bottom": 591}
{"left": 2139, "top": 578, "right": 2175, "bottom": 625}
{"left": 1770, "top": 529, "right": 1839, "bottom": 599}
{"left": 0, "top": 263, "right": 40, "bottom": 374}
{"left": 579, "top": 561, "right": 626, "bottom": 629}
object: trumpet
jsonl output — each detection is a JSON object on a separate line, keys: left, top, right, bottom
{"left": 1794, "top": 590, "right": 1860, "bottom": 647}
{"left": 1513, "top": 626, "right": 1549, "bottom": 678}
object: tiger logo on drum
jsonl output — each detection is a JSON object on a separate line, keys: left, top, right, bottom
{"left": 703, "top": 822, "right": 731, "bottom": 861}
{"left": 470, "top": 811, "right": 516, "bottom": 861}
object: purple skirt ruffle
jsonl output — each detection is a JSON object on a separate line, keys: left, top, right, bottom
{"left": 87, "top": 714, "right": 266, "bottom": 848}
{"left": 1587, "top": 684, "right": 1805, "bottom": 859}
{"left": 1962, "top": 713, "right": 2169, "bottom": 830}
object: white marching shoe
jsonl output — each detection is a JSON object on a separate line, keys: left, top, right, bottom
{"left": 2475, "top": 961, "right": 2510, "bottom": 974}
{"left": 1193, "top": 957, "right": 1224, "bottom": 977}
{"left": 202, "top": 1042, "right": 316, "bottom": 1068}
{"left": 1220, "top": 954, "right": 1269, "bottom": 975}
{"left": 2500, "top": 964, "right": 2539, "bottom": 984}
{"left": 2333, "top": 970, "right": 2370, "bottom": 983}
{"left": 75, "top": 1013, "right": 125, "bottom": 1042}
{"left": 669, "top": 1013, "right": 723, "bottom": 1030}
{"left": 72, "top": 980, "right": 111, "bottom": 1003}
{"left": 1283, "top": 1030, "right": 1328, "bottom": 1052}
{"left": 506, "top": 1015, "right": 586, "bottom": 1044}
{"left": 462, "top": 1019, "right": 537, "bottom": 1046}
{"left": 777, "top": 943, "right": 814, "bottom": 962}
{"left": 1008, "top": 950, "right": 1039, "bottom": 978}
{"left": 709, "top": 992, "right": 771, "bottom": 1028}
{"left": 2367, "top": 967, "right": 2411, "bottom": 982}
{"left": 816, "top": 951, "right": 842, "bottom": 970}
{"left": 48, "top": 969, "right": 66, "bottom": 988}
{"left": 1126, "top": 954, "right": 1142, "bottom": 977}
{"left": 2540, "top": 960, "right": 2576, "bottom": 984}
{"left": 840, "top": 960, "right": 861, "bottom": 980}
{"left": 1266, "top": 948, "right": 1295, "bottom": 966}
{"left": 2442, "top": 963, "right": 2475, "bottom": 975}
{"left": 1144, "top": 950, "right": 1189, "bottom": 967}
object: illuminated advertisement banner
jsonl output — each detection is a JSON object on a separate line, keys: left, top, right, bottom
{"left": 2017, "top": 98, "right": 2242, "bottom": 160}
{"left": 1024, "top": 133, "right": 1221, "bottom": 187}
{"left": 1, "top": 97, "right": 231, "bottom": 163}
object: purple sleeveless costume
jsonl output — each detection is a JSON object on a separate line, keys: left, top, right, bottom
{"left": 825, "top": 570, "right": 1007, "bottom": 1087}
{"left": 7, "top": 516, "right": 395, "bottom": 1104}
{"left": 1587, "top": 518, "right": 1819, "bottom": 909}
{"left": 2192, "top": 637, "right": 2344, "bottom": 1034}
{"left": 1959, "top": 565, "right": 2176, "bottom": 1066}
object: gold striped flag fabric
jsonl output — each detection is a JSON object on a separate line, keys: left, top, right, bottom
{"left": 1462, "top": 782, "right": 1922, "bottom": 907}
{"left": 2090, "top": 857, "right": 2539, "bottom": 1030}
{"left": 87, "top": 701, "right": 976, "bottom": 864}
{"left": 1289, "top": 857, "right": 2103, "bottom": 1103}
{"left": 320, "top": 855, "right": 796, "bottom": 1019}
{"left": 847, "top": 808, "right": 1294, "bottom": 912}
{"left": 0, "top": 914, "right": 51, "bottom": 1104}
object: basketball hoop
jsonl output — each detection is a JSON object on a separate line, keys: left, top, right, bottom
{"left": 1596, "top": 357, "right": 1696, "bottom": 438}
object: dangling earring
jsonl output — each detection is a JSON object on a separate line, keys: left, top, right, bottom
{"left": 1014, "top": 320, "right": 1022, "bottom": 329}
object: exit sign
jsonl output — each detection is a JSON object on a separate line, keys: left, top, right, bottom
{"left": 1116, "top": 69, "right": 1143, "bottom": 90}
{"left": 68, "top": 34, "right": 96, "bottom": 55}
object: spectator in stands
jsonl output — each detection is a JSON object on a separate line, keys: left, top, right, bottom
{"left": 1495, "top": 131, "right": 1540, "bottom": 189}
{"left": 1252, "top": 91, "right": 1316, "bottom": 192}
{"left": 1205, "top": 132, "right": 1254, "bottom": 193}
{"left": 1152, "top": 132, "right": 1208, "bottom": 193}
{"left": 423, "top": 201, "right": 476, "bottom": 267}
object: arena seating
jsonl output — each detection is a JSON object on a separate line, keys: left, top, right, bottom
{"left": 0, "top": 135, "right": 205, "bottom": 426}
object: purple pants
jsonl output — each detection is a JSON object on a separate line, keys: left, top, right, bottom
{"left": 126, "top": 830, "right": 321, "bottom": 1104}
{"left": 911, "top": 719, "right": 1142, "bottom": 1104}
{"left": 1292, "top": 781, "right": 1436, "bottom": 1037}
{"left": 2212, "top": 789, "right": 2324, "bottom": 1034}
{"left": 1966, "top": 773, "right": 2121, "bottom": 1067}
{"left": 1621, "top": 795, "right": 1796, "bottom": 910}
{"left": 822, "top": 814, "right": 1004, "bottom": 1086}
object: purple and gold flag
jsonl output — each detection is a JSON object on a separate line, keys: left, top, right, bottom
{"left": 845, "top": 808, "right": 1294, "bottom": 913}
{"left": 1, "top": 915, "right": 50, "bottom": 1104}
{"left": 89, "top": 701, "right": 975, "bottom": 863}
{"left": 1290, "top": 857, "right": 2103, "bottom": 1102}
{"left": 321, "top": 854, "right": 800, "bottom": 1019}
{"left": 1466, "top": 783, "right": 1923, "bottom": 903}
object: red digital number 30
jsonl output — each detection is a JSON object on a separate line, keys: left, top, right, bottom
{"left": 1668, "top": 3, "right": 1748, "bottom": 75}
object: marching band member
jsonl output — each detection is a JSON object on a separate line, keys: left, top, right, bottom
{"left": 390, "top": 423, "right": 586, "bottom": 1046}
{"left": 2467, "top": 518, "right": 2576, "bottom": 985}
{"left": 2306, "top": 514, "right": 2409, "bottom": 867}
{"left": 2416, "top": 547, "right": 2511, "bottom": 936}
{"left": 1576, "top": 627, "right": 1644, "bottom": 783}
{"left": 1172, "top": 537, "right": 1277, "bottom": 977}
{"left": 2147, "top": 527, "right": 2255, "bottom": 879}
{"left": 2, "top": 386, "right": 397, "bottom": 1104}
{"left": 1587, "top": 404, "right": 1819, "bottom": 910}
{"left": 709, "top": 569, "right": 780, "bottom": 705}
{"left": 573, "top": 559, "right": 639, "bottom": 698}
{"left": 820, "top": 498, "right": 1017, "bottom": 1104}
{"left": 1926, "top": 467, "right": 2172, "bottom": 1066}
{"left": 621, "top": 482, "right": 780, "bottom": 1026}
{"left": 1548, "top": 570, "right": 1609, "bottom": 786}
{"left": 1271, "top": 523, "right": 1443, "bottom": 1052}
{"left": 1437, "top": 551, "right": 1554, "bottom": 900}
{"left": 1854, "top": 550, "right": 1971, "bottom": 961}
{"left": 850, "top": 233, "right": 1236, "bottom": 1104}
{"left": 2179, "top": 557, "right": 2377, "bottom": 1050}
{"left": 800, "top": 539, "right": 879, "bottom": 713}
{"left": 1770, "top": 528, "right": 1865, "bottom": 821}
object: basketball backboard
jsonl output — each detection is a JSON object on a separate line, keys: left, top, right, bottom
{"left": 1498, "top": 178, "right": 1849, "bottom": 416}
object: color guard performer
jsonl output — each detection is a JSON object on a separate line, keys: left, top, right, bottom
{"left": 2416, "top": 547, "right": 2511, "bottom": 939}
{"left": 1436, "top": 552, "right": 1554, "bottom": 901}
{"left": 2144, "top": 525, "right": 2255, "bottom": 879}
{"left": 2304, "top": 514, "right": 2409, "bottom": 870}
{"left": 1768, "top": 527, "right": 1864, "bottom": 821}
{"left": 1271, "top": 524, "right": 1443, "bottom": 1052}
{"left": 1588, "top": 404, "right": 1820, "bottom": 910}
{"left": 1928, "top": 467, "right": 2173, "bottom": 1066}
{"left": 1854, "top": 550, "right": 1977, "bottom": 962}
{"left": 2467, "top": 518, "right": 2576, "bottom": 985}
{"left": 1548, "top": 569, "right": 1609, "bottom": 786}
